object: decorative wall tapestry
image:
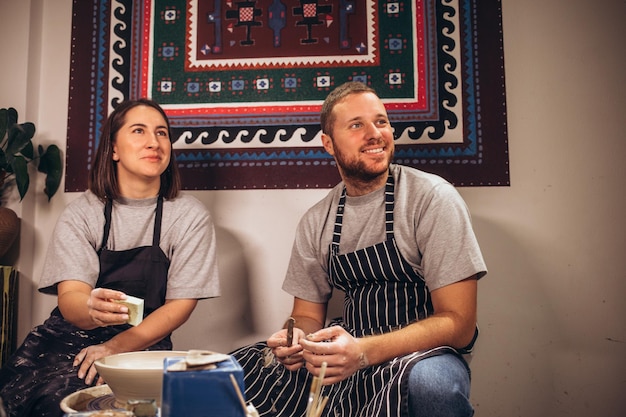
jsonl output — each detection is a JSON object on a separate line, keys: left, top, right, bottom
{"left": 66, "top": 0, "right": 509, "bottom": 191}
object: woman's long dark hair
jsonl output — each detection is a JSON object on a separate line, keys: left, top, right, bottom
{"left": 88, "top": 98, "right": 181, "bottom": 200}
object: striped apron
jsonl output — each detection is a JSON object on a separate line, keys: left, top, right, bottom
{"left": 231, "top": 174, "right": 469, "bottom": 417}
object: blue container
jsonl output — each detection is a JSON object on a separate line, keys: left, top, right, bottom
{"left": 161, "top": 355, "right": 246, "bottom": 417}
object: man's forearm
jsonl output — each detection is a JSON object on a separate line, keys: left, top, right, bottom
{"left": 358, "top": 311, "right": 473, "bottom": 366}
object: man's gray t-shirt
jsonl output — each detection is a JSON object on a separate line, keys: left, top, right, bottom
{"left": 283, "top": 164, "right": 487, "bottom": 303}
{"left": 39, "top": 190, "right": 220, "bottom": 300}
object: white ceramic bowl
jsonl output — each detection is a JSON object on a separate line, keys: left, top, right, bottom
{"left": 94, "top": 350, "right": 187, "bottom": 406}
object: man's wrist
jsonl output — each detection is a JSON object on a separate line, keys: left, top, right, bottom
{"left": 356, "top": 338, "right": 371, "bottom": 369}
{"left": 358, "top": 351, "right": 369, "bottom": 369}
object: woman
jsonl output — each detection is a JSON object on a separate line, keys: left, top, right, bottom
{"left": 0, "top": 98, "right": 220, "bottom": 417}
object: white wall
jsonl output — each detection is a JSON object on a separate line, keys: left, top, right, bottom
{"left": 1, "top": 0, "right": 624, "bottom": 416}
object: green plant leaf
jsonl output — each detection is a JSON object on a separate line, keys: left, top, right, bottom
{"left": 6, "top": 122, "right": 35, "bottom": 158}
{"left": 6, "top": 108, "right": 18, "bottom": 127}
{"left": 0, "top": 107, "right": 63, "bottom": 202}
{"left": 0, "top": 108, "right": 7, "bottom": 144}
{"left": 38, "top": 144, "right": 62, "bottom": 200}
{"left": 0, "top": 148, "right": 8, "bottom": 171}
{"left": 11, "top": 155, "right": 29, "bottom": 200}
{"left": 22, "top": 140, "right": 34, "bottom": 160}
{"left": 37, "top": 144, "right": 60, "bottom": 173}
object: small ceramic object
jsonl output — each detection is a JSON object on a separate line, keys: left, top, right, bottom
{"left": 113, "top": 296, "right": 144, "bottom": 326}
{"left": 165, "top": 350, "right": 231, "bottom": 371}
{"left": 125, "top": 399, "right": 157, "bottom": 417}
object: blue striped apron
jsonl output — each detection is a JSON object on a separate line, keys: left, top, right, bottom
{"left": 328, "top": 174, "right": 433, "bottom": 337}
{"left": 231, "top": 174, "right": 468, "bottom": 417}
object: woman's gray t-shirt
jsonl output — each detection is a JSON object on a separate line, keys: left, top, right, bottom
{"left": 39, "top": 190, "right": 220, "bottom": 300}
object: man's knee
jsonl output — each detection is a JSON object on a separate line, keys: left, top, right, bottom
{"left": 408, "top": 354, "right": 473, "bottom": 417}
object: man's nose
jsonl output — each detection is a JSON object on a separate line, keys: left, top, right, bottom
{"left": 366, "top": 122, "right": 383, "bottom": 139}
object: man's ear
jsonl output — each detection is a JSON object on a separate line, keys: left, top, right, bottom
{"left": 321, "top": 133, "right": 334, "bottom": 156}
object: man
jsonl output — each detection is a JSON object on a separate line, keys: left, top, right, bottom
{"left": 232, "top": 81, "right": 486, "bottom": 417}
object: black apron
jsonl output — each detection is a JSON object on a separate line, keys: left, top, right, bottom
{"left": 97, "top": 196, "right": 169, "bottom": 320}
{"left": 231, "top": 173, "right": 471, "bottom": 417}
{"left": 0, "top": 197, "right": 171, "bottom": 417}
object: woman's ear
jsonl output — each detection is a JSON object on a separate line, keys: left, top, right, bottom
{"left": 321, "top": 133, "right": 334, "bottom": 156}
{"left": 112, "top": 144, "right": 119, "bottom": 161}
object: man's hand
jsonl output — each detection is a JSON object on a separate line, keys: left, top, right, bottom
{"left": 267, "top": 327, "right": 307, "bottom": 371}
{"left": 299, "top": 326, "right": 368, "bottom": 385}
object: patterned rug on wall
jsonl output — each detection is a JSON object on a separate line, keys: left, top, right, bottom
{"left": 66, "top": 0, "right": 509, "bottom": 191}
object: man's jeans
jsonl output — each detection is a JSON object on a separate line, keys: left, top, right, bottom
{"left": 408, "top": 353, "right": 474, "bottom": 417}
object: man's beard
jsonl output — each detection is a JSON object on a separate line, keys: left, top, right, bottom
{"left": 334, "top": 146, "right": 393, "bottom": 183}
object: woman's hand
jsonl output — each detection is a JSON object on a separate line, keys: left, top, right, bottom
{"left": 73, "top": 343, "right": 117, "bottom": 385}
{"left": 87, "top": 288, "right": 130, "bottom": 327}
{"left": 57, "top": 282, "right": 130, "bottom": 330}
{"left": 267, "top": 327, "right": 307, "bottom": 371}
{"left": 299, "top": 326, "right": 369, "bottom": 385}
{"left": 73, "top": 298, "right": 198, "bottom": 386}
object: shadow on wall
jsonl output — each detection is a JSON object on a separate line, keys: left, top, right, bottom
{"left": 469, "top": 214, "right": 562, "bottom": 417}
{"left": 172, "top": 225, "right": 254, "bottom": 353}
{"left": 170, "top": 214, "right": 347, "bottom": 353}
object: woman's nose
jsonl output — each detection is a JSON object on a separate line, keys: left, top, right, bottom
{"left": 146, "top": 133, "right": 159, "bottom": 147}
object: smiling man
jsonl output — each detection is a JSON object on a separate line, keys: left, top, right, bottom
{"left": 232, "top": 82, "right": 487, "bottom": 417}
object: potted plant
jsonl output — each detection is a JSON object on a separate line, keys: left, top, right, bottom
{"left": 0, "top": 106, "right": 63, "bottom": 366}
{"left": 0, "top": 106, "right": 63, "bottom": 256}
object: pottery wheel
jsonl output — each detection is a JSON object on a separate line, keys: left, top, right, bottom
{"left": 60, "top": 385, "right": 125, "bottom": 412}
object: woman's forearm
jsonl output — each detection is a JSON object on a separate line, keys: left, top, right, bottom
{"left": 104, "top": 299, "right": 197, "bottom": 353}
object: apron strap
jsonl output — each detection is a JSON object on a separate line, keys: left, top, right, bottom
{"left": 100, "top": 197, "right": 164, "bottom": 251}
{"left": 384, "top": 174, "right": 394, "bottom": 241}
{"left": 330, "top": 189, "right": 347, "bottom": 255}
{"left": 331, "top": 171, "right": 395, "bottom": 254}
{"left": 100, "top": 199, "right": 113, "bottom": 252}
{"left": 153, "top": 196, "right": 164, "bottom": 247}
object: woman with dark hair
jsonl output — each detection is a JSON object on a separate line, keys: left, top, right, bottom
{"left": 0, "top": 98, "right": 220, "bottom": 417}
